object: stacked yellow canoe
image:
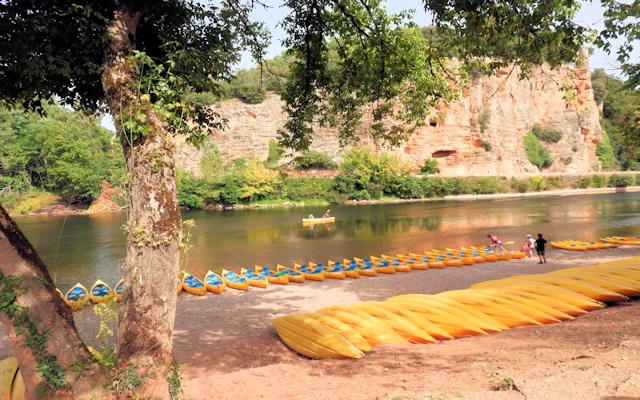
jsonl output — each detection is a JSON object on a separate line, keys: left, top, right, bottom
{"left": 598, "top": 236, "right": 640, "bottom": 245}
{"left": 273, "top": 256, "right": 640, "bottom": 359}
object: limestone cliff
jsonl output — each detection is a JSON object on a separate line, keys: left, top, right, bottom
{"left": 175, "top": 51, "right": 602, "bottom": 177}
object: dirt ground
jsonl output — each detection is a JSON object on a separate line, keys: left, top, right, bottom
{"left": 3, "top": 246, "right": 640, "bottom": 399}
{"left": 168, "top": 246, "right": 640, "bottom": 400}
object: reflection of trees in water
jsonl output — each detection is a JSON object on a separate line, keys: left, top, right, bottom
{"left": 297, "top": 224, "right": 339, "bottom": 240}
{"left": 335, "top": 216, "right": 442, "bottom": 239}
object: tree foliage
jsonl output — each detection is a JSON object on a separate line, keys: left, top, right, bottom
{"left": 524, "top": 132, "right": 553, "bottom": 170}
{"left": 0, "top": 104, "right": 124, "bottom": 203}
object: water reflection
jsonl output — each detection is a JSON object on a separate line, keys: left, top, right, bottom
{"left": 12, "top": 192, "right": 640, "bottom": 290}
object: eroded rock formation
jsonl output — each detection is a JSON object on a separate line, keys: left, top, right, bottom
{"left": 175, "top": 51, "right": 602, "bottom": 177}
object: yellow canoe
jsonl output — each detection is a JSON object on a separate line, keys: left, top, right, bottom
{"left": 204, "top": 270, "right": 226, "bottom": 294}
{"left": 275, "top": 265, "right": 306, "bottom": 283}
{"left": 90, "top": 279, "right": 113, "bottom": 304}
{"left": 114, "top": 278, "right": 124, "bottom": 301}
{"left": 64, "top": 283, "right": 89, "bottom": 311}
{"left": 302, "top": 217, "right": 335, "bottom": 224}
{"left": 222, "top": 269, "right": 250, "bottom": 291}
{"left": 181, "top": 273, "right": 207, "bottom": 296}
{"left": 241, "top": 268, "right": 269, "bottom": 288}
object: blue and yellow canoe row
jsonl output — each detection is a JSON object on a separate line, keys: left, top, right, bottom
{"left": 273, "top": 256, "right": 640, "bottom": 359}
{"left": 59, "top": 247, "right": 533, "bottom": 309}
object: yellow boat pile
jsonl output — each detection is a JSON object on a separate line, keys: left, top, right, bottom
{"left": 273, "top": 257, "right": 640, "bottom": 359}
{"left": 598, "top": 236, "right": 640, "bottom": 246}
{"left": 550, "top": 239, "right": 619, "bottom": 251}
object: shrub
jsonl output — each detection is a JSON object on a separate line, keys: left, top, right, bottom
{"left": 480, "top": 140, "right": 492, "bottom": 152}
{"left": 266, "top": 140, "right": 284, "bottom": 168}
{"left": 218, "top": 175, "right": 242, "bottom": 205}
{"left": 592, "top": 174, "right": 606, "bottom": 188}
{"left": 337, "top": 148, "right": 411, "bottom": 199}
{"left": 595, "top": 131, "right": 614, "bottom": 169}
{"left": 607, "top": 174, "right": 633, "bottom": 188}
{"left": 419, "top": 158, "right": 440, "bottom": 175}
{"left": 529, "top": 176, "right": 546, "bottom": 191}
{"left": 294, "top": 150, "right": 337, "bottom": 170}
{"left": 563, "top": 157, "right": 573, "bottom": 165}
{"left": 467, "top": 177, "right": 503, "bottom": 194}
{"left": 241, "top": 160, "right": 282, "bottom": 202}
{"left": 575, "top": 176, "right": 592, "bottom": 189}
{"left": 199, "top": 142, "right": 224, "bottom": 179}
{"left": 524, "top": 133, "right": 553, "bottom": 170}
{"left": 478, "top": 110, "right": 491, "bottom": 133}
{"left": 183, "top": 91, "right": 221, "bottom": 108}
{"left": 544, "top": 176, "right": 567, "bottom": 190}
{"left": 282, "top": 177, "right": 333, "bottom": 201}
{"left": 388, "top": 177, "right": 425, "bottom": 199}
{"left": 636, "top": 174, "right": 640, "bottom": 186}
{"left": 531, "top": 124, "right": 563, "bottom": 143}
{"left": 510, "top": 177, "right": 531, "bottom": 193}
{"left": 13, "top": 191, "right": 59, "bottom": 214}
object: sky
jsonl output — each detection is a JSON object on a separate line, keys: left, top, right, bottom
{"left": 101, "top": 0, "right": 634, "bottom": 131}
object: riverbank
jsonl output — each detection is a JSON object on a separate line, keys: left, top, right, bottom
{"left": 8, "top": 183, "right": 640, "bottom": 218}
{"left": 45, "top": 247, "right": 640, "bottom": 398}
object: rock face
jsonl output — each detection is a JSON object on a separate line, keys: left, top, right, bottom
{"left": 176, "top": 51, "right": 602, "bottom": 177}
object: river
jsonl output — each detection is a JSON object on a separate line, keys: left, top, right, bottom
{"left": 13, "top": 192, "right": 640, "bottom": 291}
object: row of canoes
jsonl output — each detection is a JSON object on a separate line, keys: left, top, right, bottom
{"left": 57, "top": 279, "right": 124, "bottom": 311}
{"left": 59, "top": 246, "right": 526, "bottom": 309}
{"left": 551, "top": 239, "right": 620, "bottom": 251}
{"left": 177, "top": 247, "right": 527, "bottom": 295}
{"left": 273, "top": 256, "right": 640, "bottom": 359}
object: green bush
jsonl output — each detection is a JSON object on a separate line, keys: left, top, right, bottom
{"left": 636, "top": 174, "right": 640, "bottom": 186}
{"left": 335, "top": 148, "right": 410, "bottom": 199}
{"left": 607, "top": 174, "right": 633, "bottom": 188}
{"left": 592, "top": 174, "right": 606, "bottom": 188}
{"left": 510, "top": 177, "right": 531, "bottom": 193}
{"left": 563, "top": 157, "right": 573, "bottom": 165}
{"left": 388, "top": 177, "right": 425, "bottom": 199}
{"left": 480, "top": 140, "right": 492, "bottom": 152}
{"left": 241, "top": 160, "right": 282, "bottom": 202}
{"left": 575, "top": 176, "right": 592, "bottom": 188}
{"left": 544, "top": 176, "right": 567, "bottom": 190}
{"left": 218, "top": 175, "right": 242, "bottom": 205}
{"left": 524, "top": 133, "right": 553, "bottom": 170}
{"left": 529, "top": 176, "right": 546, "bottom": 191}
{"left": 419, "top": 159, "right": 440, "bottom": 175}
{"left": 467, "top": 177, "right": 504, "bottom": 194}
{"left": 266, "top": 140, "right": 284, "bottom": 168}
{"left": 294, "top": 150, "right": 337, "bottom": 170}
{"left": 595, "top": 131, "right": 615, "bottom": 170}
{"left": 478, "top": 110, "right": 491, "bottom": 133}
{"left": 13, "top": 191, "right": 59, "bottom": 214}
{"left": 282, "top": 177, "right": 333, "bottom": 201}
{"left": 531, "top": 124, "right": 563, "bottom": 143}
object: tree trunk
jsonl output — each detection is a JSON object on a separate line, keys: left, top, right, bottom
{"left": 101, "top": 6, "right": 182, "bottom": 369}
{"left": 0, "top": 203, "right": 90, "bottom": 399}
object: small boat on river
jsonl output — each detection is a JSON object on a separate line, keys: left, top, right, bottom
{"left": 302, "top": 217, "right": 335, "bottom": 224}
{"left": 114, "top": 278, "right": 124, "bottom": 301}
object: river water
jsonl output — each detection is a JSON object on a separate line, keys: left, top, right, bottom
{"left": 13, "top": 192, "right": 640, "bottom": 291}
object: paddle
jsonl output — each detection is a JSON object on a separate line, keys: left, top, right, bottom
{"left": 503, "top": 241, "right": 515, "bottom": 245}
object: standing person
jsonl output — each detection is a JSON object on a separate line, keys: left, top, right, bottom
{"left": 535, "top": 233, "right": 548, "bottom": 264}
{"left": 487, "top": 234, "right": 506, "bottom": 253}
{"left": 526, "top": 234, "right": 536, "bottom": 258}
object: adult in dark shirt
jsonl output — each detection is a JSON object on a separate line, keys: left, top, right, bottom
{"left": 535, "top": 233, "right": 547, "bottom": 264}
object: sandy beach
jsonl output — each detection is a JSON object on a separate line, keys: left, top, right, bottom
{"left": 2, "top": 246, "right": 640, "bottom": 399}
{"left": 164, "top": 246, "right": 640, "bottom": 399}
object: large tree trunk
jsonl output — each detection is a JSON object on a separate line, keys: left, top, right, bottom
{"left": 101, "top": 6, "right": 182, "bottom": 370}
{"left": 0, "top": 204, "right": 91, "bottom": 399}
